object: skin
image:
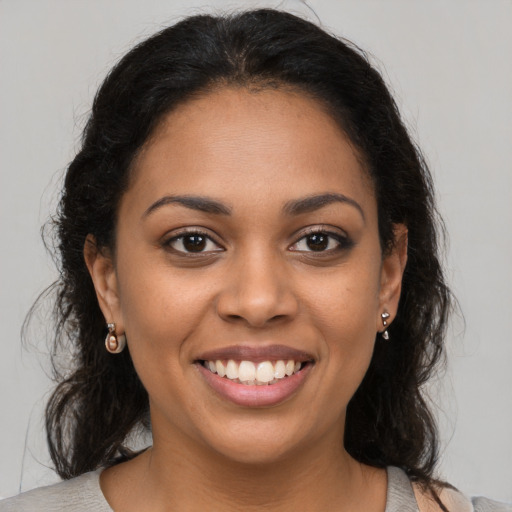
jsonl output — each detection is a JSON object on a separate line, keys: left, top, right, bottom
{"left": 85, "top": 87, "right": 408, "bottom": 511}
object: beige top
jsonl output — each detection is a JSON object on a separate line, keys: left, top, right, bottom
{"left": 0, "top": 466, "right": 510, "bottom": 511}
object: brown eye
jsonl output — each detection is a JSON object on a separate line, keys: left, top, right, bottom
{"left": 305, "top": 233, "right": 329, "bottom": 251}
{"left": 167, "top": 232, "right": 222, "bottom": 254}
{"left": 183, "top": 234, "right": 207, "bottom": 252}
{"left": 290, "top": 231, "right": 344, "bottom": 253}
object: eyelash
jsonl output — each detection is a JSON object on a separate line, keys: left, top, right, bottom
{"left": 162, "top": 227, "right": 352, "bottom": 256}
{"left": 163, "top": 230, "right": 223, "bottom": 255}
{"left": 289, "top": 227, "right": 352, "bottom": 254}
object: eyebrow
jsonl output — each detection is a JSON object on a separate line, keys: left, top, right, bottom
{"left": 142, "top": 192, "right": 365, "bottom": 221}
{"left": 142, "top": 195, "right": 232, "bottom": 218}
{"left": 283, "top": 193, "right": 365, "bottom": 221}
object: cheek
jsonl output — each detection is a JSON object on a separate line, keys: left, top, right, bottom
{"left": 302, "top": 259, "right": 381, "bottom": 396}
{"left": 116, "top": 244, "right": 208, "bottom": 331}
{"left": 114, "top": 250, "right": 216, "bottom": 378}
{"left": 304, "top": 259, "right": 381, "bottom": 339}
{"left": 114, "top": 263, "right": 210, "bottom": 421}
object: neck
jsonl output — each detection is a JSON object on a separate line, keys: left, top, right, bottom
{"left": 132, "top": 428, "right": 384, "bottom": 512}
{"left": 101, "top": 417, "right": 387, "bottom": 512}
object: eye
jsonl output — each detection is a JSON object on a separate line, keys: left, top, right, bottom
{"left": 289, "top": 230, "right": 348, "bottom": 253}
{"left": 166, "top": 232, "right": 223, "bottom": 254}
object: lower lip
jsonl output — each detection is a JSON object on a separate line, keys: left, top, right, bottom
{"left": 196, "top": 362, "right": 313, "bottom": 407}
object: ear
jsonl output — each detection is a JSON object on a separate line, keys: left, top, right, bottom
{"left": 84, "top": 234, "right": 124, "bottom": 333}
{"left": 377, "top": 224, "right": 408, "bottom": 328}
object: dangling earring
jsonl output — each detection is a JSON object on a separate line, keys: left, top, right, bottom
{"left": 381, "top": 312, "right": 390, "bottom": 340}
{"left": 105, "top": 323, "right": 126, "bottom": 354}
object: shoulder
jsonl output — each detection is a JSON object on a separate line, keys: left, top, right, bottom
{"left": 470, "top": 497, "right": 512, "bottom": 512}
{"left": 412, "top": 481, "right": 512, "bottom": 512}
{"left": 386, "top": 466, "right": 510, "bottom": 512}
{"left": 0, "top": 470, "right": 112, "bottom": 512}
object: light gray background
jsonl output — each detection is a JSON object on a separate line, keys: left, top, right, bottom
{"left": 1, "top": 0, "right": 511, "bottom": 502}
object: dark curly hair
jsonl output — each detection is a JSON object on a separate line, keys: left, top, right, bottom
{"left": 41, "top": 8, "right": 452, "bottom": 488}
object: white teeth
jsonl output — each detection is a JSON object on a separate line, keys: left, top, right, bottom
{"left": 274, "top": 360, "right": 286, "bottom": 379}
{"left": 226, "top": 360, "right": 238, "bottom": 380}
{"left": 256, "top": 361, "right": 274, "bottom": 383}
{"left": 204, "top": 358, "right": 305, "bottom": 385}
{"left": 238, "top": 361, "right": 256, "bottom": 382}
{"left": 215, "top": 360, "right": 226, "bottom": 377}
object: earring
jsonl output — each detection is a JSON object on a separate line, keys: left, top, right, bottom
{"left": 105, "top": 323, "right": 126, "bottom": 354}
{"left": 381, "top": 312, "right": 390, "bottom": 340}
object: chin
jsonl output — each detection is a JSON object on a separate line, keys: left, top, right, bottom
{"left": 212, "top": 438, "right": 300, "bottom": 467}
{"left": 197, "top": 417, "right": 319, "bottom": 468}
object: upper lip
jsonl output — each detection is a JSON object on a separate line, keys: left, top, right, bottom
{"left": 196, "top": 344, "right": 314, "bottom": 363}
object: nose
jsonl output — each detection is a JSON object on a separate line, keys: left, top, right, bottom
{"left": 216, "top": 249, "right": 299, "bottom": 328}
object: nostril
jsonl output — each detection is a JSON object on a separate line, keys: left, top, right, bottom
{"left": 223, "top": 312, "right": 292, "bottom": 328}
{"left": 215, "top": 271, "right": 299, "bottom": 327}
{"left": 269, "top": 314, "right": 288, "bottom": 322}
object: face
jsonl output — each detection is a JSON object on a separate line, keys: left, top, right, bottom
{"left": 87, "top": 87, "right": 406, "bottom": 465}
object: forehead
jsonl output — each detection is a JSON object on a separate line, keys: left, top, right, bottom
{"left": 126, "top": 86, "right": 375, "bottom": 216}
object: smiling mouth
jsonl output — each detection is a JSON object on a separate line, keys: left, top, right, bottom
{"left": 200, "top": 359, "right": 310, "bottom": 386}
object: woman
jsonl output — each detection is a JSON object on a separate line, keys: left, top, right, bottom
{"left": 1, "top": 8, "right": 508, "bottom": 512}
